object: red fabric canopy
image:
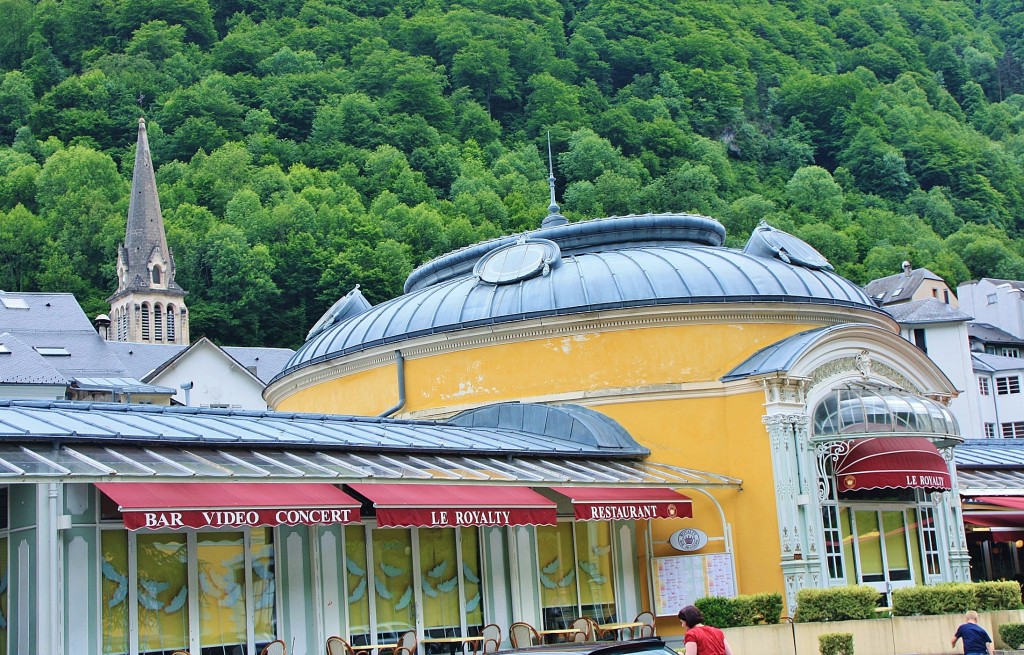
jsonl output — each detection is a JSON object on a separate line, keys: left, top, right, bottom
{"left": 549, "top": 487, "right": 693, "bottom": 521}
{"left": 347, "top": 483, "right": 557, "bottom": 528}
{"left": 974, "top": 496, "right": 1024, "bottom": 510}
{"left": 97, "top": 482, "right": 361, "bottom": 531}
{"left": 833, "top": 437, "right": 950, "bottom": 492}
{"left": 963, "top": 512, "right": 1024, "bottom": 528}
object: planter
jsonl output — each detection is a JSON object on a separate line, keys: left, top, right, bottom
{"left": 721, "top": 610, "right": 1024, "bottom": 655}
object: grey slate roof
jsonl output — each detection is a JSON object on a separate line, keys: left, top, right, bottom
{"left": 282, "top": 215, "right": 879, "bottom": 380}
{"left": 106, "top": 341, "right": 187, "bottom": 379}
{"left": 864, "top": 267, "right": 944, "bottom": 305}
{"left": 969, "top": 322, "right": 1024, "bottom": 346}
{"left": 70, "top": 377, "right": 176, "bottom": 395}
{"left": 0, "top": 333, "right": 67, "bottom": 385}
{"left": 0, "top": 292, "right": 129, "bottom": 378}
{"left": 955, "top": 439, "right": 1024, "bottom": 493}
{"left": 973, "top": 352, "right": 1024, "bottom": 373}
{"left": 884, "top": 298, "right": 972, "bottom": 324}
{"left": 222, "top": 346, "right": 296, "bottom": 384}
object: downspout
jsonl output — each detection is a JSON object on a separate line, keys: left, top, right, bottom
{"left": 378, "top": 350, "right": 406, "bottom": 417}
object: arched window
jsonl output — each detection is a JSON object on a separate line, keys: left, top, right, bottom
{"left": 154, "top": 303, "right": 163, "bottom": 342}
{"left": 119, "top": 309, "right": 127, "bottom": 341}
{"left": 152, "top": 266, "right": 161, "bottom": 284}
{"left": 166, "top": 305, "right": 176, "bottom": 342}
{"left": 141, "top": 304, "right": 150, "bottom": 341}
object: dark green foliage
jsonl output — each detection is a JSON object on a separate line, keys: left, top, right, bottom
{"left": 892, "top": 581, "right": 1023, "bottom": 616}
{"left": 999, "top": 623, "right": 1024, "bottom": 650}
{"left": 694, "top": 596, "right": 734, "bottom": 629}
{"left": 818, "top": 632, "right": 853, "bottom": 655}
{"left": 692, "top": 593, "right": 783, "bottom": 628}
{"left": 3, "top": 0, "right": 1024, "bottom": 347}
{"left": 794, "top": 586, "right": 880, "bottom": 623}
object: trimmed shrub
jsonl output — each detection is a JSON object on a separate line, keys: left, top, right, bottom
{"left": 892, "top": 581, "right": 1023, "bottom": 616}
{"left": 999, "top": 623, "right": 1024, "bottom": 650}
{"left": 731, "top": 595, "right": 759, "bottom": 627}
{"left": 694, "top": 596, "right": 734, "bottom": 628}
{"left": 819, "top": 632, "right": 853, "bottom": 655}
{"left": 794, "top": 586, "right": 880, "bottom": 622}
{"left": 749, "top": 592, "right": 784, "bottom": 624}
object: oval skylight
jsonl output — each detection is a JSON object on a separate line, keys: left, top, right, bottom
{"left": 474, "top": 239, "right": 561, "bottom": 285}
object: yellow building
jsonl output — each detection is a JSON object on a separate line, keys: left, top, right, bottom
{"left": 267, "top": 211, "right": 970, "bottom": 630}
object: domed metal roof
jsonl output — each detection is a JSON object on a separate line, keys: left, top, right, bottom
{"left": 278, "top": 214, "right": 879, "bottom": 379}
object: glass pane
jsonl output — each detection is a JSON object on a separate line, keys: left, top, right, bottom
{"left": 905, "top": 509, "right": 922, "bottom": 580}
{"left": 252, "top": 528, "right": 276, "bottom": 643}
{"left": 372, "top": 528, "right": 414, "bottom": 641}
{"left": 537, "top": 523, "right": 579, "bottom": 629}
{"left": 841, "top": 508, "right": 857, "bottom": 585}
{"left": 346, "top": 525, "right": 371, "bottom": 645}
{"left": 419, "top": 528, "right": 461, "bottom": 641}
{"left": 0, "top": 535, "right": 7, "bottom": 655}
{"left": 460, "top": 527, "right": 483, "bottom": 633}
{"left": 197, "top": 532, "right": 247, "bottom": 651}
{"left": 101, "top": 531, "right": 129, "bottom": 655}
{"left": 574, "top": 522, "right": 615, "bottom": 623}
{"left": 137, "top": 533, "right": 189, "bottom": 654}
{"left": 853, "top": 511, "right": 884, "bottom": 582}
{"left": 881, "top": 511, "right": 910, "bottom": 581}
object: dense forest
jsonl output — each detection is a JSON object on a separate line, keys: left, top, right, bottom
{"left": 2, "top": 0, "right": 1024, "bottom": 347}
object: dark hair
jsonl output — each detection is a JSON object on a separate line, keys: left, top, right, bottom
{"left": 678, "top": 605, "right": 704, "bottom": 628}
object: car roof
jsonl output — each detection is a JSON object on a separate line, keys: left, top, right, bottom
{"left": 497, "top": 639, "right": 669, "bottom": 655}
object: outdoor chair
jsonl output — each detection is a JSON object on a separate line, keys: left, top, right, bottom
{"left": 327, "top": 636, "right": 357, "bottom": 655}
{"left": 632, "top": 612, "right": 656, "bottom": 639}
{"left": 476, "top": 623, "right": 501, "bottom": 654}
{"left": 260, "top": 640, "right": 287, "bottom": 655}
{"left": 509, "top": 622, "right": 540, "bottom": 648}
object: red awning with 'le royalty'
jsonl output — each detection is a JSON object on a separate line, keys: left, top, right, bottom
{"left": 833, "top": 437, "right": 951, "bottom": 492}
{"left": 549, "top": 487, "right": 693, "bottom": 521}
{"left": 347, "top": 483, "right": 557, "bottom": 528}
{"left": 97, "top": 482, "right": 362, "bottom": 531}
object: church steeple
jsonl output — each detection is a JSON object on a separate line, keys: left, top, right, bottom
{"left": 106, "top": 118, "right": 189, "bottom": 344}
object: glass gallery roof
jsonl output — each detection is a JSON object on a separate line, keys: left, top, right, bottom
{"left": 0, "top": 400, "right": 740, "bottom": 487}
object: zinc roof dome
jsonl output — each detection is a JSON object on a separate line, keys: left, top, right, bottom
{"left": 278, "top": 214, "right": 878, "bottom": 379}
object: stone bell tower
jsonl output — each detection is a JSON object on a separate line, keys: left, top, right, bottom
{"left": 106, "top": 118, "right": 189, "bottom": 344}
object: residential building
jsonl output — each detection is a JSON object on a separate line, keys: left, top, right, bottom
{"left": 958, "top": 279, "right": 1024, "bottom": 339}
{"left": 864, "top": 261, "right": 957, "bottom": 307}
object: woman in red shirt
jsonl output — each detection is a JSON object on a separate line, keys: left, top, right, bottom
{"left": 678, "top": 605, "right": 735, "bottom": 655}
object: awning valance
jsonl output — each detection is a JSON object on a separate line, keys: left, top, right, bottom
{"left": 347, "top": 483, "right": 557, "bottom": 528}
{"left": 834, "top": 437, "right": 950, "bottom": 492}
{"left": 549, "top": 487, "right": 693, "bottom": 521}
{"left": 973, "top": 496, "right": 1024, "bottom": 510}
{"left": 97, "top": 482, "right": 362, "bottom": 531}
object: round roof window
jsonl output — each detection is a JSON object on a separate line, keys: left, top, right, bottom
{"left": 474, "top": 239, "right": 560, "bottom": 285}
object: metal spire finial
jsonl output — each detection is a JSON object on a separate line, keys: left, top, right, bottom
{"left": 542, "top": 131, "right": 568, "bottom": 228}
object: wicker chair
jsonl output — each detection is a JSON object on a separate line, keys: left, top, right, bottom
{"left": 509, "top": 622, "right": 540, "bottom": 648}
{"left": 327, "top": 636, "right": 357, "bottom": 655}
{"left": 632, "top": 612, "right": 656, "bottom": 638}
{"left": 570, "top": 617, "right": 593, "bottom": 643}
{"left": 477, "top": 623, "right": 501, "bottom": 654}
{"left": 260, "top": 640, "right": 287, "bottom": 655}
{"left": 392, "top": 629, "right": 417, "bottom": 655}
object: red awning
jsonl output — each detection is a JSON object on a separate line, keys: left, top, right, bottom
{"left": 974, "top": 496, "right": 1024, "bottom": 510}
{"left": 549, "top": 487, "right": 693, "bottom": 521}
{"left": 97, "top": 482, "right": 362, "bottom": 531}
{"left": 833, "top": 437, "right": 951, "bottom": 492}
{"left": 963, "top": 512, "right": 1024, "bottom": 529}
{"left": 347, "top": 483, "right": 557, "bottom": 528}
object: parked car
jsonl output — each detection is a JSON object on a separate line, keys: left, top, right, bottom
{"left": 498, "top": 639, "right": 674, "bottom": 655}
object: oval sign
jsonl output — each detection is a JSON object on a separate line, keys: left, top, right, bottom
{"left": 669, "top": 527, "right": 708, "bottom": 552}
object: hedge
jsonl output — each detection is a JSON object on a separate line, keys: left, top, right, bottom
{"left": 794, "top": 586, "right": 880, "bottom": 622}
{"left": 999, "top": 623, "right": 1024, "bottom": 650}
{"left": 891, "top": 581, "right": 1022, "bottom": 616}
{"left": 693, "top": 592, "right": 784, "bottom": 627}
{"left": 819, "top": 632, "right": 854, "bottom": 655}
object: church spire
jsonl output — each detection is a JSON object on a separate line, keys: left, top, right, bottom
{"left": 106, "top": 118, "right": 189, "bottom": 344}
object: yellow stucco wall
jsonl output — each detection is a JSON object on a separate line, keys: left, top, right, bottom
{"left": 274, "top": 316, "right": 832, "bottom": 602}
{"left": 279, "top": 321, "right": 812, "bottom": 415}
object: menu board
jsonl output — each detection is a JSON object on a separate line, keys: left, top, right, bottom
{"left": 651, "top": 553, "right": 737, "bottom": 616}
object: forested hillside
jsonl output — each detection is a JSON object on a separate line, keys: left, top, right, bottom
{"left": 2, "top": 0, "right": 1024, "bottom": 347}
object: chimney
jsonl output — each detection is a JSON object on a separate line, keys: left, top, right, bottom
{"left": 94, "top": 314, "right": 112, "bottom": 340}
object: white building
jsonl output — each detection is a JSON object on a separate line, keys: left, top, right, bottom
{"left": 958, "top": 279, "right": 1024, "bottom": 339}
{"left": 974, "top": 352, "right": 1024, "bottom": 439}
